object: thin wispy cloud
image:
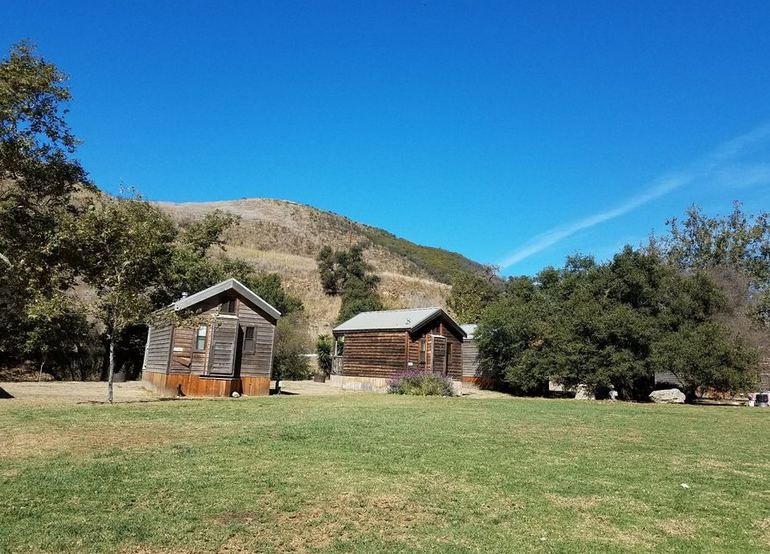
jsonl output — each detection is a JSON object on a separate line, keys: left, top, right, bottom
{"left": 498, "top": 123, "right": 770, "bottom": 270}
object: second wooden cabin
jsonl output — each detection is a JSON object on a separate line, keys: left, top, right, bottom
{"left": 331, "top": 307, "right": 466, "bottom": 393}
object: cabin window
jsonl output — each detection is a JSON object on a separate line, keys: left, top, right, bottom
{"left": 195, "top": 324, "right": 208, "bottom": 351}
{"left": 419, "top": 338, "right": 426, "bottom": 363}
{"left": 222, "top": 298, "right": 237, "bottom": 314}
{"left": 445, "top": 343, "right": 452, "bottom": 375}
{"left": 243, "top": 326, "right": 256, "bottom": 354}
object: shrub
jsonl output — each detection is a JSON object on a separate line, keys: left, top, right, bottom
{"left": 316, "top": 334, "right": 333, "bottom": 376}
{"left": 388, "top": 371, "right": 456, "bottom": 396}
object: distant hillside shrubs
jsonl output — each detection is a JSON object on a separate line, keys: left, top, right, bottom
{"left": 316, "top": 244, "right": 383, "bottom": 323}
{"left": 388, "top": 371, "right": 456, "bottom": 396}
{"left": 362, "top": 227, "right": 484, "bottom": 285}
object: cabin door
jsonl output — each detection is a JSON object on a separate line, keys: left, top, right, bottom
{"left": 208, "top": 317, "right": 238, "bottom": 376}
{"left": 430, "top": 335, "right": 447, "bottom": 376}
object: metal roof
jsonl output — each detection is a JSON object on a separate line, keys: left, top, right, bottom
{"left": 461, "top": 324, "right": 478, "bottom": 340}
{"left": 173, "top": 278, "right": 281, "bottom": 319}
{"left": 333, "top": 307, "right": 466, "bottom": 337}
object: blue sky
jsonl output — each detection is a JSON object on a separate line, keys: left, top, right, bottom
{"left": 3, "top": 1, "right": 769, "bottom": 276}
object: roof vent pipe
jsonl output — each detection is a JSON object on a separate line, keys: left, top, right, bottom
{"left": 181, "top": 292, "right": 188, "bottom": 299}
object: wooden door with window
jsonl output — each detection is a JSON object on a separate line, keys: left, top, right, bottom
{"left": 208, "top": 317, "right": 239, "bottom": 375}
{"left": 430, "top": 335, "right": 447, "bottom": 376}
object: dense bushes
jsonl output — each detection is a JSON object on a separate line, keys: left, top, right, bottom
{"left": 476, "top": 247, "right": 762, "bottom": 399}
{"left": 388, "top": 371, "right": 456, "bottom": 396}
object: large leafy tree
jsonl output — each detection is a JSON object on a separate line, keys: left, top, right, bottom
{"left": 0, "top": 41, "right": 90, "bottom": 364}
{"left": 66, "top": 194, "right": 177, "bottom": 402}
{"left": 446, "top": 266, "right": 501, "bottom": 324}
{"left": 477, "top": 247, "right": 759, "bottom": 399}
{"left": 663, "top": 202, "right": 770, "bottom": 325}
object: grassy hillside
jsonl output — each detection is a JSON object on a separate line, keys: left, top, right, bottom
{"left": 159, "top": 199, "right": 482, "bottom": 335}
{"left": 2, "top": 394, "right": 768, "bottom": 552}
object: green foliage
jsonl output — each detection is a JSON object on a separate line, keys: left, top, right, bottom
{"left": 477, "top": 247, "right": 760, "bottom": 399}
{"left": 272, "top": 313, "right": 311, "bottom": 383}
{"left": 22, "top": 293, "right": 93, "bottom": 378}
{"left": 336, "top": 276, "right": 383, "bottom": 324}
{"left": 662, "top": 202, "right": 770, "bottom": 324}
{"left": 316, "top": 243, "right": 383, "bottom": 323}
{"left": 316, "top": 245, "right": 339, "bottom": 295}
{"left": 316, "top": 334, "right": 332, "bottom": 376}
{"left": 446, "top": 266, "right": 501, "bottom": 323}
{"left": 0, "top": 41, "right": 89, "bottom": 365}
{"left": 388, "top": 371, "right": 456, "bottom": 396}
{"left": 315, "top": 243, "right": 380, "bottom": 296}
{"left": 362, "top": 227, "right": 484, "bottom": 284}
{"left": 64, "top": 193, "right": 178, "bottom": 400}
{"left": 651, "top": 323, "right": 759, "bottom": 398}
{"left": 67, "top": 194, "right": 178, "bottom": 333}
{"left": 179, "top": 210, "right": 240, "bottom": 256}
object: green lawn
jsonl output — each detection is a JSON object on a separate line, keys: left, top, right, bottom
{"left": 1, "top": 394, "right": 769, "bottom": 553}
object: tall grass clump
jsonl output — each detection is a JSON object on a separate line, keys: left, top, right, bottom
{"left": 388, "top": 370, "right": 456, "bottom": 396}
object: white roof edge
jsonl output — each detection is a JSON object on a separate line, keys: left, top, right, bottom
{"left": 173, "top": 278, "right": 281, "bottom": 319}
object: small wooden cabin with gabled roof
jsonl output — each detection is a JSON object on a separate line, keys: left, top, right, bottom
{"left": 331, "top": 307, "right": 466, "bottom": 393}
{"left": 142, "top": 278, "right": 280, "bottom": 397}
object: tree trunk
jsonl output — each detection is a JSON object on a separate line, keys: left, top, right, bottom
{"left": 38, "top": 356, "right": 45, "bottom": 382}
{"left": 107, "top": 336, "right": 115, "bottom": 404}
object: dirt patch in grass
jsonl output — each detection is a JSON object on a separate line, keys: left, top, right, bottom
{"left": 572, "top": 513, "right": 648, "bottom": 548}
{"left": 756, "top": 518, "right": 770, "bottom": 546}
{"left": 1, "top": 425, "right": 177, "bottom": 460}
{"left": 0, "top": 381, "right": 156, "bottom": 406}
{"left": 545, "top": 493, "right": 601, "bottom": 510}
{"left": 211, "top": 491, "right": 437, "bottom": 553}
{"left": 656, "top": 518, "right": 699, "bottom": 538}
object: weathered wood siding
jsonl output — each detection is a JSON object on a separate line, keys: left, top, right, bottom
{"left": 462, "top": 338, "right": 479, "bottom": 378}
{"left": 335, "top": 317, "right": 464, "bottom": 381}
{"left": 143, "top": 324, "right": 172, "bottom": 373}
{"left": 170, "top": 327, "right": 195, "bottom": 372}
{"left": 405, "top": 321, "right": 463, "bottom": 381}
{"left": 340, "top": 331, "right": 408, "bottom": 378}
{"left": 208, "top": 317, "right": 239, "bottom": 375}
{"left": 237, "top": 302, "right": 276, "bottom": 377}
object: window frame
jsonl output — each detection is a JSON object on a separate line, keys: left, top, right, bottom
{"left": 222, "top": 298, "right": 237, "bottom": 314}
{"left": 195, "top": 324, "right": 208, "bottom": 352}
{"left": 243, "top": 325, "right": 256, "bottom": 354}
{"left": 419, "top": 337, "right": 426, "bottom": 364}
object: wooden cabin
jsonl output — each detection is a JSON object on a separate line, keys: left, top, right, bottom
{"left": 142, "top": 278, "right": 280, "bottom": 397}
{"left": 331, "top": 308, "right": 466, "bottom": 393}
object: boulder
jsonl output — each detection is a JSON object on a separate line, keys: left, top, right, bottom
{"left": 574, "top": 384, "right": 595, "bottom": 400}
{"left": 649, "top": 388, "right": 685, "bottom": 404}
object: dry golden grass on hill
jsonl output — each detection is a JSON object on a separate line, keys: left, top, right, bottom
{"left": 159, "top": 199, "right": 452, "bottom": 336}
